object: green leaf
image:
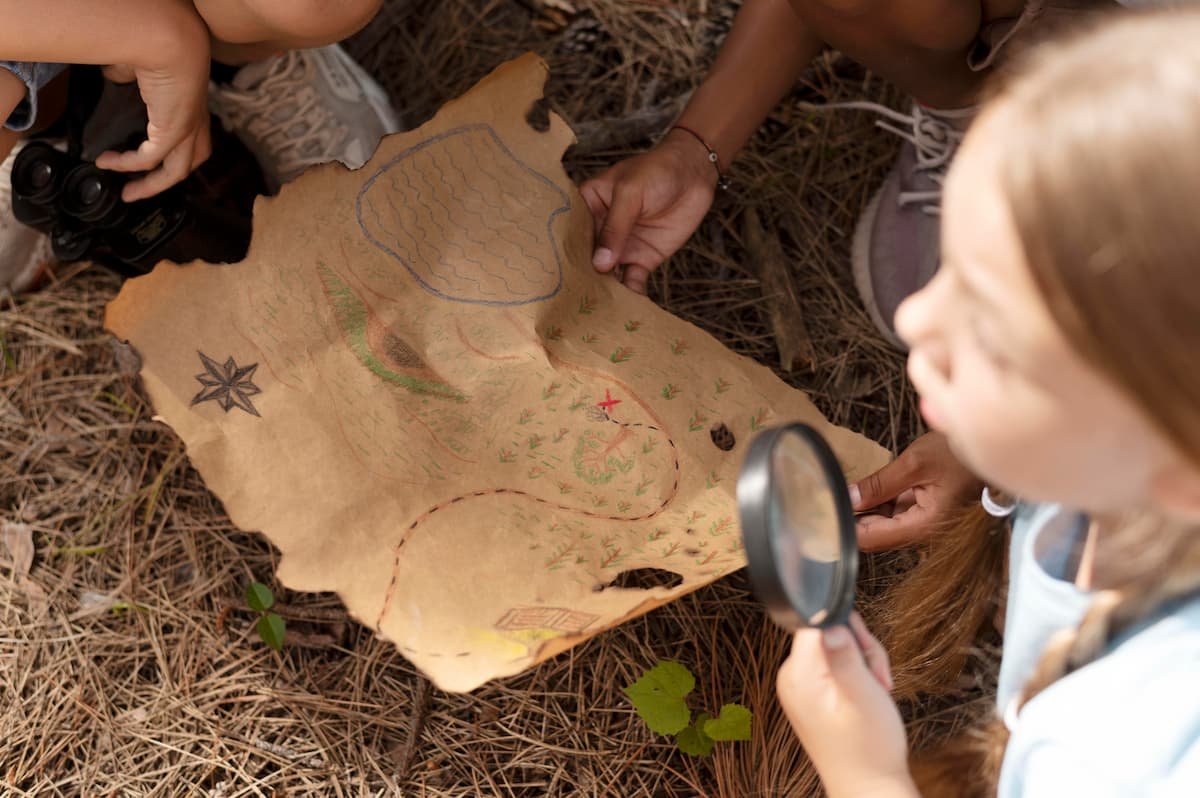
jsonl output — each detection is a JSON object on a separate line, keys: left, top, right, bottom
{"left": 703, "top": 704, "right": 753, "bottom": 742}
{"left": 676, "top": 713, "right": 714, "bottom": 757}
{"left": 257, "top": 612, "right": 286, "bottom": 651}
{"left": 623, "top": 660, "right": 695, "bottom": 735}
{"left": 245, "top": 581, "right": 275, "bottom": 612}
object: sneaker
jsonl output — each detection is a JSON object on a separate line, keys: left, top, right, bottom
{"left": 0, "top": 141, "right": 55, "bottom": 295}
{"left": 209, "top": 45, "right": 402, "bottom": 190}
{"left": 841, "top": 102, "right": 975, "bottom": 347}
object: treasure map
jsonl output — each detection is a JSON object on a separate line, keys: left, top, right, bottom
{"left": 105, "top": 54, "right": 888, "bottom": 692}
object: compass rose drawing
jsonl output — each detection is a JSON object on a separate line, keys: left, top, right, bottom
{"left": 190, "top": 351, "right": 262, "bottom": 417}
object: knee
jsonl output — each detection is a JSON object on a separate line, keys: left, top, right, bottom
{"left": 796, "top": 0, "right": 882, "bottom": 19}
{"left": 795, "top": 0, "right": 984, "bottom": 53}
{"left": 240, "top": 0, "right": 384, "bottom": 46}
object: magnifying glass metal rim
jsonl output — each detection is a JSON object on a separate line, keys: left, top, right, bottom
{"left": 737, "top": 422, "right": 858, "bottom": 631}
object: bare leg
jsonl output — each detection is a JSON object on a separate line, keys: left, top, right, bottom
{"left": 789, "top": 0, "right": 1027, "bottom": 108}
{"left": 193, "top": 0, "right": 384, "bottom": 64}
{"left": 0, "top": 69, "right": 26, "bottom": 163}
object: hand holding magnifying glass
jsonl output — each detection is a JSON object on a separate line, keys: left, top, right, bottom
{"left": 739, "top": 424, "right": 911, "bottom": 795}
{"left": 736, "top": 424, "right": 896, "bottom": 683}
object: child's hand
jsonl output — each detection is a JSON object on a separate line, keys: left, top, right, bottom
{"left": 579, "top": 129, "right": 718, "bottom": 294}
{"left": 777, "top": 613, "right": 917, "bottom": 798}
{"left": 851, "top": 431, "right": 983, "bottom": 551}
{"left": 94, "top": 7, "right": 212, "bottom": 203}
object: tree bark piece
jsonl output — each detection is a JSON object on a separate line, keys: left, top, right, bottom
{"left": 743, "top": 207, "right": 814, "bottom": 371}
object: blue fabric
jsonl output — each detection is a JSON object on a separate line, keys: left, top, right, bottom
{"left": 997, "top": 504, "right": 1200, "bottom": 797}
{"left": 0, "top": 61, "right": 66, "bottom": 131}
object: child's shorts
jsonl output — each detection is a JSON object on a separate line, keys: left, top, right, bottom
{"left": 0, "top": 61, "right": 67, "bottom": 132}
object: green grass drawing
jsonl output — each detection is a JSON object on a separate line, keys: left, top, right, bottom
{"left": 610, "top": 346, "right": 635, "bottom": 363}
{"left": 316, "top": 263, "right": 464, "bottom": 401}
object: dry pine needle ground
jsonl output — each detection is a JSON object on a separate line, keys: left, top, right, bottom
{"left": 1, "top": 1, "right": 994, "bottom": 795}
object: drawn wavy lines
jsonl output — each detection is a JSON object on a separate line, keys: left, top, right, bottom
{"left": 372, "top": 139, "right": 534, "bottom": 297}
{"left": 424, "top": 145, "right": 551, "bottom": 283}
{"left": 458, "top": 139, "right": 556, "bottom": 262}
{"left": 374, "top": 414, "right": 682, "bottom": 634}
{"left": 439, "top": 137, "right": 556, "bottom": 278}
{"left": 441, "top": 137, "right": 543, "bottom": 245}
{"left": 388, "top": 167, "right": 497, "bottom": 296}
{"left": 409, "top": 151, "right": 547, "bottom": 300}
{"left": 356, "top": 124, "right": 569, "bottom": 306}
{"left": 437, "top": 144, "right": 544, "bottom": 259}
{"left": 316, "top": 263, "right": 465, "bottom": 401}
{"left": 404, "top": 166, "right": 501, "bottom": 285}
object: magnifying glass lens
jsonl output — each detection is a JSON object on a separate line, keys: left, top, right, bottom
{"left": 739, "top": 423, "right": 858, "bottom": 630}
{"left": 767, "top": 431, "right": 845, "bottom": 625}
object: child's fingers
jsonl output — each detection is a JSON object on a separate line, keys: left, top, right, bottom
{"left": 593, "top": 184, "right": 642, "bottom": 273}
{"left": 848, "top": 612, "right": 894, "bottom": 691}
{"left": 815, "top": 624, "right": 868, "bottom": 685}
{"left": 189, "top": 126, "right": 213, "bottom": 172}
{"left": 623, "top": 264, "right": 651, "bottom": 295}
{"left": 579, "top": 180, "right": 613, "bottom": 260}
{"left": 856, "top": 504, "right": 934, "bottom": 552}
{"left": 120, "top": 136, "right": 196, "bottom": 202}
{"left": 849, "top": 451, "right": 922, "bottom": 512}
{"left": 95, "top": 131, "right": 176, "bottom": 174}
{"left": 579, "top": 179, "right": 610, "bottom": 226}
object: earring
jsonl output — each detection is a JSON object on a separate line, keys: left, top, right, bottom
{"left": 981, "top": 486, "right": 1017, "bottom": 518}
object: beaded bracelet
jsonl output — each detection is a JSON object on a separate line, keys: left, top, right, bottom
{"left": 670, "top": 124, "right": 731, "bottom": 191}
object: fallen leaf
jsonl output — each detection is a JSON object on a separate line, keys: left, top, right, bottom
{"left": 1, "top": 521, "right": 35, "bottom": 578}
{"left": 70, "top": 590, "right": 119, "bottom": 620}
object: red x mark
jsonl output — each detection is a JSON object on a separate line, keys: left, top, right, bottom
{"left": 596, "top": 389, "right": 622, "bottom": 414}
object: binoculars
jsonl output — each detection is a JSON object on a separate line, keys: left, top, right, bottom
{"left": 11, "top": 139, "right": 257, "bottom": 276}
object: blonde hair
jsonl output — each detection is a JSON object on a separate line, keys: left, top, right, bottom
{"left": 916, "top": 8, "right": 1200, "bottom": 794}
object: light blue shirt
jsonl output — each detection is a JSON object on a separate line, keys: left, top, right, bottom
{"left": 997, "top": 503, "right": 1200, "bottom": 797}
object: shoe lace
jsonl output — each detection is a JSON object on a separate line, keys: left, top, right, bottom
{"left": 215, "top": 51, "right": 349, "bottom": 176}
{"left": 808, "top": 100, "right": 971, "bottom": 215}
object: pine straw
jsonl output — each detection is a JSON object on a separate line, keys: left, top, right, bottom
{"left": 1, "top": 1, "right": 995, "bottom": 795}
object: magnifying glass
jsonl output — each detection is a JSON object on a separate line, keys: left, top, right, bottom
{"left": 737, "top": 423, "right": 858, "bottom": 631}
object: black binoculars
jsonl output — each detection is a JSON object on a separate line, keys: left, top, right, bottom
{"left": 7, "top": 64, "right": 266, "bottom": 276}
{"left": 11, "top": 139, "right": 256, "bottom": 276}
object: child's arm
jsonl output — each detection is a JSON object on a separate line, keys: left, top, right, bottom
{"left": 580, "top": 0, "right": 822, "bottom": 292}
{"left": 673, "top": 0, "right": 822, "bottom": 171}
{"left": 0, "top": 0, "right": 212, "bottom": 200}
{"left": 777, "top": 613, "right": 920, "bottom": 798}
{"left": 580, "top": 0, "right": 825, "bottom": 292}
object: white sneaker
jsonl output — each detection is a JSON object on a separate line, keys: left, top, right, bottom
{"left": 0, "top": 141, "right": 55, "bottom": 295}
{"left": 209, "top": 45, "right": 402, "bottom": 190}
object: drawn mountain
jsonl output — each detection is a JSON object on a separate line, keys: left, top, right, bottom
{"left": 317, "top": 263, "right": 464, "bottom": 401}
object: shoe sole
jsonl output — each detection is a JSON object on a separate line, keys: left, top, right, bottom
{"left": 851, "top": 182, "right": 907, "bottom": 351}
